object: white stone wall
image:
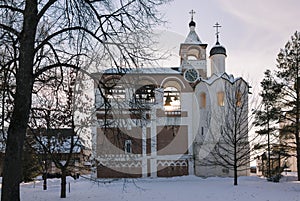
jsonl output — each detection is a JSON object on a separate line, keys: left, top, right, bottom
{"left": 210, "top": 54, "right": 226, "bottom": 75}
{"left": 194, "top": 76, "right": 250, "bottom": 177}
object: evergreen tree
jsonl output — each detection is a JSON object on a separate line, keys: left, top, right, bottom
{"left": 253, "top": 69, "right": 281, "bottom": 178}
{"left": 275, "top": 31, "right": 300, "bottom": 181}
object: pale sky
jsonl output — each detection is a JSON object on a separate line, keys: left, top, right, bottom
{"left": 157, "top": 0, "right": 300, "bottom": 88}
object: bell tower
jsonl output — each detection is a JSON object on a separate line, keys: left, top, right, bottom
{"left": 180, "top": 10, "right": 208, "bottom": 82}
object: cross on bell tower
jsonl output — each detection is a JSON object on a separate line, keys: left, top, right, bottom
{"left": 189, "top": 9, "right": 196, "bottom": 21}
{"left": 210, "top": 22, "right": 227, "bottom": 74}
{"left": 180, "top": 9, "right": 208, "bottom": 79}
{"left": 213, "top": 22, "right": 222, "bottom": 44}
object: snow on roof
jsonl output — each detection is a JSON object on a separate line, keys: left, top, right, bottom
{"left": 0, "top": 129, "right": 84, "bottom": 154}
{"left": 33, "top": 135, "right": 83, "bottom": 154}
{"left": 104, "top": 67, "right": 181, "bottom": 75}
{"left": 104, "top": 68, "right": 131, "bottom": 74}
{"left": 201, "top": 72, "right": 245, "bottom": 85}
{"left": 183, "top": 29, "right": 202, "bottom": 44}
{"left": 129, "top": 67, "right": 181, "bottom": 74}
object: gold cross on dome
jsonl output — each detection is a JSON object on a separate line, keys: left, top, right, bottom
{"left": 189, "top": 10, "right": 196, "bottom": 21}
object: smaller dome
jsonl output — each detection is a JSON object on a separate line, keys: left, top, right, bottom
{"left": 210, "top": 42, "right": 227, "bottom": 57}
{"left": 189, "top": 20, "right": 196, "bottom": 27}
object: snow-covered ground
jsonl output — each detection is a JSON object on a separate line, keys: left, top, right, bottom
{"left": 9, "top": 173, "right": 300, "bottom": 201}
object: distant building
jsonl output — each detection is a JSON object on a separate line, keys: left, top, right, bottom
{"left": 256, "top": 151, "right": 281, "bottom": 177}
{"left": 29, "top": 128, "right": 91, "bottom": 176}
{"left": 92, "top": 14, "right": 250, "bottom": 178}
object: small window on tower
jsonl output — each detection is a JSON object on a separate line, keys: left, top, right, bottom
{"left": 236, "top": 91, "right": 242, "bottom": 107}
{"left": 217, "top": 91, "right": 225, "bottom": 106}
{"left": 200, "top": 93, "right": 206, "bottom": 108}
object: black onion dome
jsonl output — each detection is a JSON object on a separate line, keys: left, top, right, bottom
{"left": 210, "top": 42, "right": 227, "bottom": 57}
{"left": 189, "top": 20, "right": 196, "bottom": 27}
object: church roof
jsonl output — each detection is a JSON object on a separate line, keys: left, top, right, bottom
{"left": 184, "top": 30, "right": 202, "bottom": 44}
{"left": 130, "top": 67, "right": 181, "bottom": 74}
{"left": 200, "top": 72, "right": 248, "bottom": 86}
{"left": 183, "top": 20, "right": 202, "bottom": 44}
{"left": 210, "top": 42, "right": 227, "bottom": 57}
{"left": 189, "top": 20, "right": 196, "bottom": 27}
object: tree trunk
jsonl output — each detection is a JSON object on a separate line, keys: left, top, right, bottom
{"left": 296, "top": 74, "right": 300, "bottom": 181}
{"left": 234, "top": 121, "right": 238, "bottom": 186}
{"left": 1, "top": 1, "right": 38, "bottom": 201}
{"left": 43, "top": 173, "right": 47, "bottom": 190}
{"left": 278, "top": 151, "right": 281, "bottom": 175}
{"left": 61, "top": 168, "right": 67, "bottom": 198}
{"left": 267, "top": 133, "right": 271, "bottom": 178}
{"left": 234, "top": 151, "right": 238, "bottom": 185}
{"left": 267, "top": 106, "right": 271, "bottom": 178}
{"left": 43, "top": 158, "right": 48, "bottom": 190}
{"left": 234, "top": 165, "right": 238, "bottom": 186}
{"left": 296, "top": 136, "right": 300, "bottom": 181}
{"left": 234, "top": 135, "right": 238, "bottom": 186}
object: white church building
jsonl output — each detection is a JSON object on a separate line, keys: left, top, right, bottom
{"left": 92, "top": 14, "right": 250, "bottom": 178}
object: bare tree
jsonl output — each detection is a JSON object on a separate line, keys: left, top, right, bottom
{"left": 0, "top": 39, "right": 16, "bottom": 184}
{"left": 0, "top": 49, "right": 15, "bottom": 142}
{"left": 0, "top": 1, "right": 169, "bottom": 200}
{"left": 29, "top": 68, "right": 91, "bottom": 198}
{"left": 197, "top": 79, "right": 251, "bottom": 186}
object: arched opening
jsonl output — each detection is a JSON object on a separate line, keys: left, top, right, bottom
{"left": 187, "top": 55, "right": 197, "bottom": 60}
{"left": 133, "top": 84, "right": 156, "bottom": 105}
{"left": 130, "top": 84, "right": 156, "bottom": 125}
{"left": 187, "top": 47, "right": 201, "bottom": 60}
{"left": 104, "top": 77, "right": 125, "bottom": 101}
{"left": 163, "top": 87, "right": 180, "bottom": 112}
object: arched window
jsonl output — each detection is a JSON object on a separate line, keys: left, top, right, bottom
{"left": 134, "top": 84, "right": 156, "bottom": 105}
{"left": 236, "top": 91, "right": 242, "bottom": 107}
{"left": 187, "top": 47, "right": 201, "bottom": 60}
{"left": 200, "top": 93, "right": 206, "bottom": 108}
{"left": 187, "top": 55, "right": 197, "bottom": 60}
{"left": 105, "top": 77, "right": 125, "bottom": 101}
{"left": 130, "top": 84, "right": 156, "bottom": 124}
{"left": 124, "top": 140, "right": 132, "bottom": 154}
{"left": 163, "top": 87, "right": 180, "bottom": 111}
{"left": 217, "top": 91, "right": 225, "bottom": 107}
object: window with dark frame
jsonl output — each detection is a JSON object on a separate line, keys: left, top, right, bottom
{"left": 125, "top": 140, "right": 132, "bottom": 153}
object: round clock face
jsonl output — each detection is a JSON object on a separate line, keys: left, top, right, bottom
{"left": 184, "top": 68, "right": 199, "bottom": 83}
